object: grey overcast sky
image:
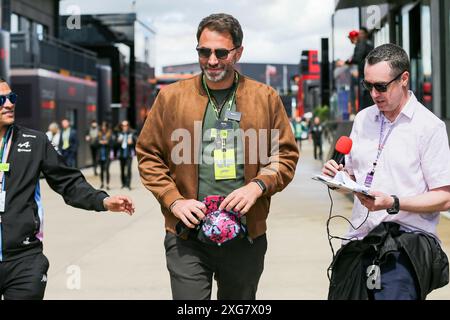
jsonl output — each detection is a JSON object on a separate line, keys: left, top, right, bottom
{"left": 60, "top": 0, "right": 359, "bottom": 74}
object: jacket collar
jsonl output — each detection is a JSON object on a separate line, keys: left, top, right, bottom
{"left": 6, "top": 124, "right": 20, "bottom": 150}
{"left": 194, "top": 70, "right": 248, "bottom": 98}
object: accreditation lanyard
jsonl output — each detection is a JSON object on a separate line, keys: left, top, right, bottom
{"left": 202, "top": 72, "right": 239, "bottom": 149}
{"left": 202, "top": 73, "right": 239, "bottom": 181}
{"left": 202, "top": 72, "right": 239, "bottom": 122}
{"left": 364, "top": 115, "right": 395, "bottom": 188}
{"left": 0, "top": 126, "right": 13, "bottom": 214}
{"left": 0, "top": 126, "right": 13, "bottom": 189}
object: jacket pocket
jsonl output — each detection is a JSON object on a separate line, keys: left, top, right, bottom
{"left": 31, "top": 202, "right": 41, "bottom": 235}
{"left": 34, "top": 212, "right": 41, "bottom": 235}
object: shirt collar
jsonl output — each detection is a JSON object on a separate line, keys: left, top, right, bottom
{"left": 374, "top": 91, "right": 417, "bottom": 122}
{"left": 400, "top": 91, "right": 417, "bottom": 120}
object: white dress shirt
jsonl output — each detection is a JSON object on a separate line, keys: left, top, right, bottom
{"left": 345, "top": 91, "right": 450, "bottom": 241}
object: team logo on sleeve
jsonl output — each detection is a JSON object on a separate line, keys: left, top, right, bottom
{"left": 17, "top": 141, "right": 32, "bottom": 152}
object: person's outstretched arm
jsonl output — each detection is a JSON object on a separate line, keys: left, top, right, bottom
{"left": 41, "top": 138, "right": 134, "bottom": 215}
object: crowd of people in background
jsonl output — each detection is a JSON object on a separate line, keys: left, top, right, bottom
{"left": 46, "top": 119, "right": 137, "bottom": 190}
{"left": 46, "top": 113, "right": 325, "bottom": 189}
{"left": 290, "top": 115, "right": 324, "bottom": 160}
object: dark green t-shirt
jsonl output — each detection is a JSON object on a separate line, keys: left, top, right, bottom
{"left": 197, "top": 86, "right": 245, "bottom": 201}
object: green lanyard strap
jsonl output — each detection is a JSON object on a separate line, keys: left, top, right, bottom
{"left": 0, "top": 126, "right": 13, "bottom": 163}
{"left": 202, "top": 72, "right": 239, "bottom": 120}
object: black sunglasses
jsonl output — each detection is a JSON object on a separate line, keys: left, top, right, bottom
{"left": 362, "top": 71, "right": 406, "bottom": 93}
{"left": 0, "top": 92, "right": 18, "bottom": 107}
{"left": 196, "top": 46, "right": 239, "bottom": 60}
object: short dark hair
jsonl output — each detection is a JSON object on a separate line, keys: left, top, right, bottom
{"left": 365, "top": 43, "right": 410, "bottom": 76}
{"left": 0, "top": 78, "right": 6, "bottom": 83}
{"left": 197, "top": 13, "right": 243, "bottom": 47}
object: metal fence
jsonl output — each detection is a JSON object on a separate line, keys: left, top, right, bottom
{"left": 10, "top": 32, "right": 97, "bottom": 78}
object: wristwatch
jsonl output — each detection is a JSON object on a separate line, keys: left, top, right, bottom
{"left": 386, "top": 195, "right": 400, "bottom": 215}
{"left": 252, "top": 179, "right": 267, "bottom": 194}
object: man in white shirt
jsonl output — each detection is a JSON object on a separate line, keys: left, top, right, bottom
{"left": 322, "top": 43, "right": 450, "bottom": 300}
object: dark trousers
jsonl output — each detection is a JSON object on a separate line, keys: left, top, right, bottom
{"left": 0, "top": 253, "right": 49, "bottom": 300}
{"left": 61, "top": 150, "right": 77, "bottom": 168}
{"left": 119, "top": 157, "right": 133, "bottom": 188}
{"left": 90, "top": 145, "right": 98, "bottom": 175}
{"left": 164, "top": 232, "right": 267, "bottom": 300}
{"left": 313, "top": 139, "right": 323, "bottom": 160}
{"left": 363, "top": 250, "right": 419, "bottom": 300}
{"left": 99, "top": 159, "right": 110, "bottom": 186}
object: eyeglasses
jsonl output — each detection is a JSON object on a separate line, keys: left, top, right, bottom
{"left": 362, "top": 71, "right": 406, "bottom": 93}
{"left": 0, "top": 92, "right": 18, "bottom": 107}
{"left": 196, "top": 46, "right": 239, "bottom": 60}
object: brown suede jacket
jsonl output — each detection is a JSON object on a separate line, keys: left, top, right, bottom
{"left": 136, "top": 72, "right": 299, "bottom": 239}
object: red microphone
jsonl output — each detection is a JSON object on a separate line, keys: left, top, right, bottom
{"left": 332, "top": 136, "right": 353, "bottom": 165}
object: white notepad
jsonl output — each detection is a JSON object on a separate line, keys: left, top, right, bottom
{"left": 312, "top": 171, "right": 375, "bottom": 199}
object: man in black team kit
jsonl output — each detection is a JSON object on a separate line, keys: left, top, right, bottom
{"left": 0, "top": 78, "right": 135, "bottom": 300}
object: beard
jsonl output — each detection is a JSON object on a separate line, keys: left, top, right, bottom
{"left": 202, "top": 62, "right": 234, "bottom": 83}
{"left": 204, "top": 69, "right": 227, "bottom": 82}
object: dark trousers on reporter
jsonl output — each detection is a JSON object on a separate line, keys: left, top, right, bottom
{"left": 363, "top": 250, "right": 419, "bottom": 300}
{"left": 0, "top": 253, "right": 49, "bottom": 300}
{"left": 165, "top": 232, "right": 267, "bottom": 300}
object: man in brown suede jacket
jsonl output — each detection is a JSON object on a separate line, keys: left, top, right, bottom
{"left": 136, "top": 13, "right": 298, "bottom": 300}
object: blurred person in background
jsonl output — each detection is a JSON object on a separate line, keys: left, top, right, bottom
{"left": 117, "top": 121, "right": 137, "bottom": 190}
{"left": 58, "top": 119, "right": 78, "bottom": 168}
{"left": 345, "top": 28, "right": 375, "bottom": 110}
{"left": 96, "top": 122, "right": 113, "bottom": 190}
{"left": 45, "top": 122, "right": 60, "bottom": 152}
{"left": 86, "top": 120, "right": 99, "bottom": 176}
{"left": 309, "top": 116, "right": 323, "bottom": 160}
